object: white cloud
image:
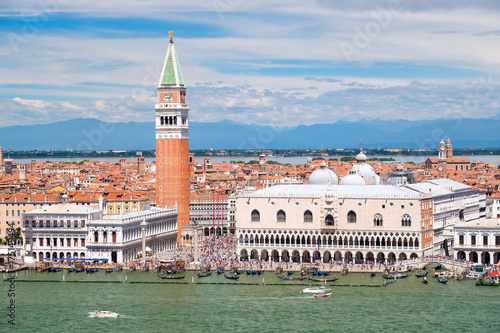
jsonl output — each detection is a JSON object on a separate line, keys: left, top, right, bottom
{"left": 1, "top": 1, "right": 500, "bottom": 128}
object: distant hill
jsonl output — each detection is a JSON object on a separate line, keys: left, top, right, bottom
{"left": 0, "top": 117, "right": 499, "bottom": 150}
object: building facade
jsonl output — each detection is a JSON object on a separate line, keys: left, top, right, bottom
{"left": 236, "top": 184, "right": 423, "bottom": 264}
{"left": 454, "top": 218, "right": 500, "bottom": 264}
{"left": 86, "top": 207, "right": 178, "bottom": 263}
{"left": 23, "top": 199, "right": 101, "bottom": 262}
{"left": 406, "top": 179, "right": 483, "bottom": 256}
{"left": 155, "top": 32, "right": 190, "bottom": 244}
{"left": 23, "top": 200, "right": 178, "bottom": 263}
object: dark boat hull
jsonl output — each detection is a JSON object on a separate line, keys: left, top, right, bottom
{"left": 158, "top": 275, "right": 185, "bottom": 279}
{"left": 197, "top": 272, "right": 212, "bottom": 278}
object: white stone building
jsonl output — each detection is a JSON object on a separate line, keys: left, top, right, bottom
{"left": 454, "top": 218, "right": 500, "bottom": 264}
{"left": 405, "top": 179, "right": 482, "bottom": 255}
{"left": 235, "top": 160, "right": 484, "bottom": 263}
{"left": 23, "top": 202, "right": 101, "bottom": 262}
{"left": 86, "top": 207, "right": 177, "bottom": 263}
{"left": 236, "top": 184, "right": 423, "bottom": 264}
{"left": 23, "top": 201, "right": 178, "bottom": 263}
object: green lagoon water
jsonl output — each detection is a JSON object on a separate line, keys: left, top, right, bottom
{"left": 1, "top": 269, "right": 499, "bottom": 333}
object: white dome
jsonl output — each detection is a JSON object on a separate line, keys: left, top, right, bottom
{"left": 352, "top": 163, "right": 377, "bottom": 185}
{"left": 356, "top": 152, "right": 367, "bottom": 161}
{"left": 340, "top": 173, "right": 366, "bottom": 185}
{"left": 309, "top": 162, "right": 338, "bottom": 185}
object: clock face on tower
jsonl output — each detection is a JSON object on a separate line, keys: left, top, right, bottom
{"left": 164, "top": 94, "right": 173, "bottom": 102}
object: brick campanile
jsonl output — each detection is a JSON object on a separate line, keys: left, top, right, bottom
{"left": 155, "top": 32, "right": 190, "bottom": 244}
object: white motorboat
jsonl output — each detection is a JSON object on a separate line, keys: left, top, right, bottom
{"left": 88, "top": 310, "right": 119, "bottom": 318}
{"left": 302, "top": 287, "right": 331, "bottom": 293}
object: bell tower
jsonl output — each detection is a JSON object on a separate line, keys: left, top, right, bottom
{"left": 155, "top": 32, "right": 190, "bottom": 243}
{"left": 438, "top": 138, "right": 447, "bottom": 177}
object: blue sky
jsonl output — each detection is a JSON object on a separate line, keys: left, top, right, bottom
{"left": 0, "top": 0, "right": 499, "bottom": 127}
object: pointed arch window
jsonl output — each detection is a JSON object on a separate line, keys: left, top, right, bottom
{"left": 401, "top": 214, "right": 411, "bottom": 227}
{"left": 277, "top": 210, "right": 286, "bottom": 223}
{"left": 373, "top": 214, "right": 383, "bottom": 226}
{"left": 251, "top": 209, "right": 260, "bottom": 222}
{"left": 325, "top": 214, "right": 334, "bottom": 226}
{"left": 303, "top": 210, "right": 313, "bottom": 223}
{"left": 347, "top": 211, "right": 357, "bottom": 223}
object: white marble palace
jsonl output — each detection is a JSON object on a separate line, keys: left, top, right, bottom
{"left": 235, "top": 152, "right": 484, "bottom": 264}
{"left": 23, "top": 196, "right": 178, "bottom": 263}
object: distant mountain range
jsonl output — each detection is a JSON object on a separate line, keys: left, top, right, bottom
{"left": 0, "top": 117, "right": 499, "bottom": 150}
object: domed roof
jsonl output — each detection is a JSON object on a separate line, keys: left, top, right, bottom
{"left": 356, "top": 151, "right": 367, "bottom": 161}
{"left": 340, "top": 173, "right": 366, "bottom": 185}
{"left": 309, "top": 162, "right": 338, "bottom": 185}
{"left": 352, "top": 163, "right": 377, "bottom": 185}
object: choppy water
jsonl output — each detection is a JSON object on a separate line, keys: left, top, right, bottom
{"left": 1, "top": 269, "right": 499, "bottom": 332}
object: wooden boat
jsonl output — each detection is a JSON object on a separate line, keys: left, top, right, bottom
{"left": 236, "top": 270, "right": 245, "bottom": 275}
{"left": 279, "top": 276, "right": 308, "bottom": 281}
{"left": 256, "top": 270, "right": 264, "bottom": 275}
{"left": 106, "top": 268, "right": 115, "bottom": 273}
{"left": 67, "top": 268, "right": 77, "bottom": 272}
{"left": 475, "top": 278, "right": 500, "bottom": 286}
{"left": 313, "top": 271, "right": 318, "bottom": 276}
{"left": 314, "top": 293, "right": 332, "bottom": 298}
{"left": 158, "top": 274, "right": 185, "bottom": 279}
{"left": 371, "top": 272, "right": 376, "bottom": 277}
{"left": 87, "top": 268, "right": 100, "bottom": 273}
{"left": 383, "top": 273, "right": 409, "bottom": 279}
{"left": 437, "top": 278, "right": 448, "bottom": 284}
{"left": 52, "top": 268, "right": 62, "bottom": 272}
{"left": 307, "top": 277, "right": 339, "bottom": 282}
{"left": 247, "top": 271, "right": 252, "bottom": 275}
{"left": 224, "top": 274, "right": 240, "bottom": 280}
{"left": 217, "top": 269, "right": 225, "bottom": 274}
{"left": 287, "top": 271, "right": 295, "bottom": 275}
{"left": 75, "top": 267, "right": 84, "bottom": 273}
{"left": 197, "top": 272, "right": 212, "bottom": 278}
{"left": 422, "top": 277, "right": 428, "bottom": 284}
{"left": 434, "top": 265, "right": 442, "bottom": 270}
{"left": 415, "top": 271, "right": 428, "bottom": 277}
{"left": 323, "top": 271, "right": 330, "bottom": 276}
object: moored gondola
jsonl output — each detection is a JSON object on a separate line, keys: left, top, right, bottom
{"left": 224, "top": 274, "right": 240, "bottom": 280}
{"left": 158, "top": 274, "right": 185, "bottom": 279}
{"left": 371, "top": 272, "right": 376, "bottom": 277}
{"left": 382, "top": 273, "right": 409, "bottom": 279}
{"left": 307, "top": 276, "right": 339, "bottom": 282}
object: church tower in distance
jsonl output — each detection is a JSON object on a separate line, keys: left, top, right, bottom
{"left": 155, "top": 32, "right": 190, "bottom": 244}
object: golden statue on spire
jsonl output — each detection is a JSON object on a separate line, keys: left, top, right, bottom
{"left": 169, "top": 31, "right": 173, "bottom": 39}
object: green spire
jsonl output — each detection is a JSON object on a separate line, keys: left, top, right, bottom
{"left": 159, "top": 36, "right": 185, "bottom": 87}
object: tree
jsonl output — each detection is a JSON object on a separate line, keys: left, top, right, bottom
{"left": 4, "top": 227, "right": 23, "bottom": 245}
